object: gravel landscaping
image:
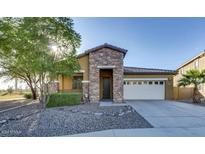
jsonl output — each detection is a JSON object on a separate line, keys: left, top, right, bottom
{"left": 0, "top": 103, "right": 152, "bottom": 137}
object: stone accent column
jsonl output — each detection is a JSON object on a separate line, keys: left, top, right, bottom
{"left": 88, "top": 48, "right": 124, "bottom": 103}
{"left": 89, "top": 68, "right": 100, "bottom": 103}
{"left": 113, "top": 61, "right": 124, "bottom": 103}
{"left": 82, "top": 82, "right": 89, "bottom": 102}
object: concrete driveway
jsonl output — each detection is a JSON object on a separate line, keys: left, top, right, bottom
{"left": 126, "top": 100, "right": 205, "bottom": 136}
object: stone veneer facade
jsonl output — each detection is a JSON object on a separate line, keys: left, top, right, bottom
{"left": 88, "top": 48, "right": 124, "bottom": 103}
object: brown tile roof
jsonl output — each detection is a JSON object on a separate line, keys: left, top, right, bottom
{"left": 78, "top": 43, "right": 128, "bottom": 58}
{"left": 124, "top": 66, "right": 177, "bottom": 75}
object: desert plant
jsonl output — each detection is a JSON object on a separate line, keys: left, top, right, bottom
{"left": 24, "top": 93, "right": 32, "bottom": 99}
{"left": 178, "top": 69, "right": 205, "bottom": 103}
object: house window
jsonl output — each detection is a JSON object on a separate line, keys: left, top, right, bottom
{"left": 143, "top": 81, "right": 147, "bottom": 85}
{"left": 159, "top": 81, "right": 164, "bottom": 85}
{"left": 149, "top": 81, "right": 153, "bottom": 85}
{"left": 194, "top": 59, "right": 199, "bottom": 69}
{"left": 154, "top": 81, "right": 159, "bottom": 85}
{"left": 72, "top": 76, "right": 83, "bottom": 90}
{"left": 133, "top": 81, "right": 137, "bottom": 85}
{"left": 138, "top": 81, "right": 142, "bottom": 85}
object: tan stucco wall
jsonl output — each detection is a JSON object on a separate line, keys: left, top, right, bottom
{"left": 124, "top": 74, "right": 174, "bottom": 100}
{"left": 174, "top": 55, "right": 205, "bottom": 99}
{"left": 78, "top": 55, "right": 89, "bottom": 80}
{"left": 58, "top": 55, "right": 89, "bottom": 91}
{"left": 58, "top": 53, "right": 175, "bottom": 100}
{"left": 58, "top": 75, "right": 72, "bottom": 91}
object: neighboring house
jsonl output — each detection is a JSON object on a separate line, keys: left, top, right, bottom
{"left": 173, "top": 51, "right": 205, "bottom": 100}
{"left": 58, "top": 43, "right": 176, "bottom": 103}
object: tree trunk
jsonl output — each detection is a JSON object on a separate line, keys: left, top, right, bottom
{"left": 30, "top": 87, "right": 37, "bottom": 100}
{"left": 193, "top": 85, "right": 201, "bottom": 103}
{"left": 39, "top": 88, "right": 50, "bottom": 110}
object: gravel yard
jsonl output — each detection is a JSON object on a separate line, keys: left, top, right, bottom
{"left": 0, "top": 103, "right": 152, "bottom": 137}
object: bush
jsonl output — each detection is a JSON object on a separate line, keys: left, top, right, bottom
{"left": 1, "top": 92, "right": 8, "bottom": 96}
{"left": 46, "top": 92, "right": 82, "bottom": 108}
{"left": 24, "top": 93, "right": 32, "bottom": 99}
{"left": 7, "top": 87, "right": 13, "bottom": 95}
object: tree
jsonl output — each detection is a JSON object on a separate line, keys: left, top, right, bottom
{"left": 178, "top": 69, "right": 205, "bottom": 103}
{"left": 0, "top": 17, "right": 81, "bottom": 107}
{"left": 7, "top": 86, "right": 13, "bottom": 95}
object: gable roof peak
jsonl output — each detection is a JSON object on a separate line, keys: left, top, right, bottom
{"left": 177, "top": 50, "right": 205, "bottom": 70}
{"left": 78, "top": 43, "right": 128, "bottom": 58}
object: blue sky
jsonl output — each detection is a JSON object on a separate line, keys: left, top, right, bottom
{"left": 73, "top": 17, "right": 205, "bottom": 70}
{"left": 1, "top": 17, "right": 205, "bottom": 90}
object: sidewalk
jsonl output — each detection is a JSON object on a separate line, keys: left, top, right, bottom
{"left": 69, "top": 127, "right": 205, "bottom": 137}
{"left": 0, "top": 99, "right": 38, "bottom": 113}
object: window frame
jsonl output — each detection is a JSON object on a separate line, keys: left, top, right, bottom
{"left": 72, "top": 76, "right": 83, "bottom": 90}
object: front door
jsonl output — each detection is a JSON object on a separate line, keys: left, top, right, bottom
{"left": 103, "top": 77, "right": 111, "bottom": 99}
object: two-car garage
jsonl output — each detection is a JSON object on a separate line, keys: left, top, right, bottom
{"left": 123, "top": 66, "right": 176, "bottom": 100}
{"left": 123, "top": 78, "right": 167, "bottom": 100}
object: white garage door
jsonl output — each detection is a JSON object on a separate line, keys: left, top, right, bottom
{"left": 124, "top": 79, "right": 166, "bottom": 100}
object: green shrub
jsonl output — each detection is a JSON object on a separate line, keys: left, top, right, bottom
{"left": 46, "top": 92, "right": 82, "bottom": 108}
{"left": 24, "top": 93, "right": 32, "bottom": 99}
{"left": 7, "top": 87, "right": 13, "bottom": 95}
{"left": 1, "top": 92, "right": 8, "bottom": 96}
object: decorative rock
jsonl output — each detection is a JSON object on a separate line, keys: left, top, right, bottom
{"left": 119, "top": 109, "right": 123, "bottom": 113}
{"left": 58, "top": 108, "right": 65, "bottom": 111}
{"left": 5, "top": 117, "right": 10, "bottom": 120}
{"left": 81, "top": 111, "right": 90, "bottom": 114}
{"left": 118, "top": 112, "right": 125, "bottom": 116}
{"left": 0, "top": 103, "right": 152, "bottom": 136}
{"left": 127, "top": 106, "right": 132, "bottom": 110}
{"left": 0, "top": 120, "right": 7, "bottom": 124}
{"left": 71, "top": 109, "right": 79, "bottom": 113}
{"left": 126, "top": 110, "right": 132, "bottom": 114}
{"left": 94, "top": 112, "right": 103, "bottom": 116}
{"left": 16, "top": 115, "right": 23, "bottom": 120}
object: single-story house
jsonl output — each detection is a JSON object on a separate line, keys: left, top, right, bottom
{"left": 58, "top": 43, "right": 176, "bottom": 103}
{"left": 173, "top": 51, "right": 205, "bottom": 100}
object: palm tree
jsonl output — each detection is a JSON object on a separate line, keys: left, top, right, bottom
{"left": 178, "top": 69, "right": 205, "bottom": 103}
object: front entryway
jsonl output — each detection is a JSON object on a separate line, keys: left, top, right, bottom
{"left": 103, "top": 78, "right": 111, "bottom": 99}
{"left": 100, "top": 69, "right": 113, "bottom": 100}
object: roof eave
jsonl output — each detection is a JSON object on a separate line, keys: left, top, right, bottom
{"left": 124, "top": 72, "right": 177, "bottom": 75}
{"left": 177, "top": 51, "right": 205, "bottom": 70}
{"left": 77, "top": 43, "right": 128, "bottom": 58}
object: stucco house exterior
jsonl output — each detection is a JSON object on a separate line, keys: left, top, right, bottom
{"left": 173, "top": 51, "right": 205, "bottom": 100}
{"left": 58, "top": 43, "right": 176, "bottom": 103}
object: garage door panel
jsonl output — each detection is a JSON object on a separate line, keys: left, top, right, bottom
{"left": 124, "top": 80, "right": 165, "bottom": 100}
